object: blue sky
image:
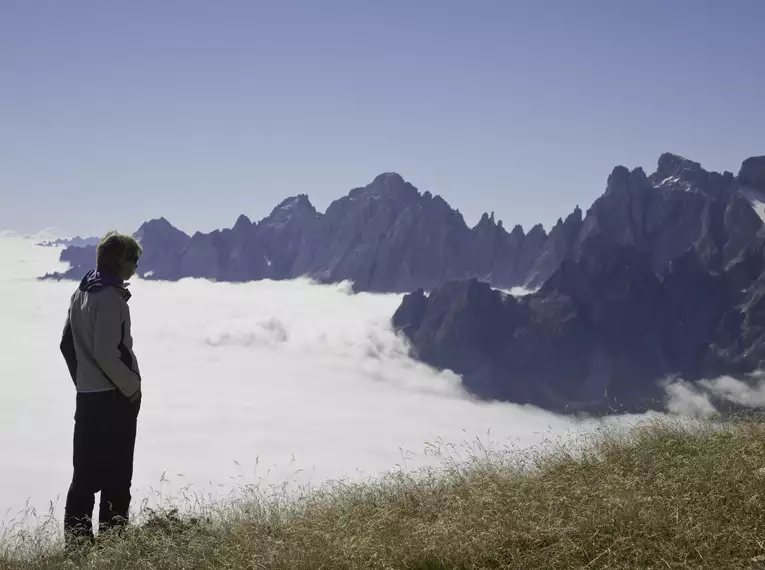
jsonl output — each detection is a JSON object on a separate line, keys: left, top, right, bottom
{"left": 2, "top": 0, "right": 764, "bottom": 237}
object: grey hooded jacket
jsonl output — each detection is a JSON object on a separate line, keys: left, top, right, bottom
{"left": 60, "top": 269, "right": 142, "bottom": 401}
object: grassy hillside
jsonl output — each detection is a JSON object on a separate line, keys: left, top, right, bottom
{"left": 3, "top": 415, "right": 765, "bottom": 569}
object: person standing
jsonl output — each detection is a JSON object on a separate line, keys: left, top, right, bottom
{"left": 59, "top": 231, "right": 143, "bottom": 547}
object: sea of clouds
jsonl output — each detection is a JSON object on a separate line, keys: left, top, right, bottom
{"left": 0, "top": 232, "right": 759, "bottom": 536}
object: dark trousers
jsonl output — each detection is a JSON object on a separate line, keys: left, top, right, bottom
{"left": 64, "top": 390, "right": 140, "bottom": 544}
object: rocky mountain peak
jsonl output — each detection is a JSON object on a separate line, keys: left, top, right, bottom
{"left": 134, "top": 217, "right": 188, "bottom": 241}
{"left": 739, "top": 156, "right": 765, "bottom": 192}
{"left": 510, "top": 224, "right": 525, "bottom": 241}
{"left": 136, "top": 216, "right": 173, "bottom": 231}
{"left": 651, "top": 152, "right": 713, "bottom": 191}
{"left": 233, "top": 214, "right": 252, "bottom": 231}
{"left": 605, "top": 165, "right": 631, "bottom": 194}
{"left": 273, "top": 194, "right": 315, "bottom": 213}
{"left": 656, "top": 152, "right": 703, "bottom": 178}
{"left": 372, "top": 172, "right": 406, "bottom": 186}
{"left": 262, "top": 195, "right": 318, "bottom": 228}
{"left": 352, "top": 172, "right": 420, "bottom": 205}
{"left": 526, "top": 223, "right": 548, "bottom": 241}
{"left": 476, "top": 211, "right": 498, "bottom": 230}
{"left": 552, "top": 206, "right": 583, "bottom": 231}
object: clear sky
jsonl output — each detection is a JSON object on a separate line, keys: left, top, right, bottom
{"left": 2, "top": 0, "right": 764, "bottom": 237}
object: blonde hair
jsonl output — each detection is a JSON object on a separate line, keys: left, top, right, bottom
{"left": 96, "top": 231, "right": 142, "bottom": 273}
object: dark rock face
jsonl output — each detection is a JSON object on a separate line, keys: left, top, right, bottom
{"left": 135, "top": 218, "right": 191, "bottom": 280}
{"left": 45, "top": 244, "right": 98, "bottom": 280}
{"left": 392, "top": 153, "right": 765, "bottom": 414}
{"left": 739, "top": 156, "right": 765, "bottom": 192}
{"left": 526, "top": 207, "right": 583, "bottom": 287}
{"left": 570, "top": 154, "right": 764, "bottom": 283}
{"left": 393, "top": 242, "right": 765, "bottom": 414}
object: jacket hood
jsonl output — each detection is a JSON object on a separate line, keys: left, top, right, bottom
{"left": 79, "top": 268, "right": 130, "bottom": 299}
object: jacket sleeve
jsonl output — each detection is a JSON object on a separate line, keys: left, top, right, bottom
{"left": 93, "top": 292, "right": 141, "bottom": 401}
{"left": 60, "top": 316, "right": 77, "bottom": 386}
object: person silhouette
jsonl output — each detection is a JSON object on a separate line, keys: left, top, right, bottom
{"left": 60, "top": 231, "right": 143, "bottom": 548}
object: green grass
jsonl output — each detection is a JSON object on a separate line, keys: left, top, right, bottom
{"left": 4, "top": 415, "right": 765, "bottom": 569}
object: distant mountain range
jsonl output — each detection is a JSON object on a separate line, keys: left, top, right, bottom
{"left": 41, "top": 172, "right": 584, "bottom": 291}
{"left": 37, "top": 236, "right": 100, "bottom": 248}
{"left": 43, "top": 153, "right": 765, "bottom": 294}
{"left": 42, "top": 152, "right": 765, "bottom": 414}
{"left": 393, "top": 154, "right": 765, "bottom": 414}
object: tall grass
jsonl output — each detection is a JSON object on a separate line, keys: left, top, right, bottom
{"left": 3, "top": 415, "right": 765, "bottom": 569}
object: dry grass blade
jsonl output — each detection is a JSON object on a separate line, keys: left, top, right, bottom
{"left": 3, "top": 414, "right": 765, "bottom": 569}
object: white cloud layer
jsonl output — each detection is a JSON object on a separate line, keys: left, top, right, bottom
{"left": 665, "top": 373, "right": 765, "bottom": 416}
{"left": 0, "top": 236, "right": 688, "bottom": 536}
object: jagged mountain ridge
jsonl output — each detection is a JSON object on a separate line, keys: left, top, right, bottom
{"left": 42, "top": 154, "right": 765, "bottom": 295}
{"left": 41, "top": 173, "right": 578, "bottom": 291}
